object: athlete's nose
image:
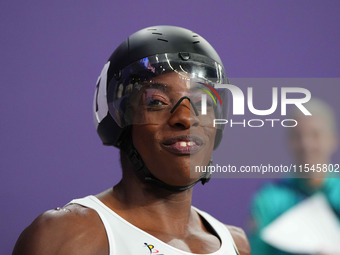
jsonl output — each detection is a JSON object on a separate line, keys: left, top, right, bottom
{"left": 168, "top": 96, "right": 200, "bottom": 129}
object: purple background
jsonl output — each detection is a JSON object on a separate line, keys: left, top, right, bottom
{"left": 1, "top": 0, "right": 339, "bottom": 253}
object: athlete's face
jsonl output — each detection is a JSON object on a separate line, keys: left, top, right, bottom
{"left": 132, "top": 72, "right": 216, "bottom": 187}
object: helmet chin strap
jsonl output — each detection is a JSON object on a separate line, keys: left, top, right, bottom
{"left": 121, "top": 140, "right": 212, "bottom": 192}
{"left": 119, "top": 96, "right": 212, "bottom": 192}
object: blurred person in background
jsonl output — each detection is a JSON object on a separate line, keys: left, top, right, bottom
{"left": 248, "top": 98, "right": 340, "bottom": 255}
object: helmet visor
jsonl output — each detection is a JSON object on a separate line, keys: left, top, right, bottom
{"left": 107, "top": 53, "right": 228, "bottom": 130}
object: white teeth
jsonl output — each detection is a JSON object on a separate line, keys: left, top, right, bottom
{"left": 179, "top": 142, "right": 187, "bottom": 147}
{"left": 178, "top": 141, "right": 196, "bottom": 147}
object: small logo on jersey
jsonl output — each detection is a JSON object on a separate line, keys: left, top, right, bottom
{"left": 144, "top": 243, "right": 164, "bottom": 255}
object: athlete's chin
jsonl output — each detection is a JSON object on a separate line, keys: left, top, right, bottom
{"left": 143, "top": 149, "right": 210, "bottom": 187}
{"left": 164, "top": 155, "right": 209, "bottom": 174}
{"left": 157, "top": 175, "right": 202, "bottom": 189}
{"left": 151, "top": 163, "right": 202, "bottom": 187}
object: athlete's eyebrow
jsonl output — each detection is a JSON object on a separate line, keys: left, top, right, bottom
{"left": 141, "top": 82, "right": 169, "bottom": 92}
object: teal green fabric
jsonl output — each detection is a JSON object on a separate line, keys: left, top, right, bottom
{"left": 249, "top": 178, "right": 340, "bottom": 255}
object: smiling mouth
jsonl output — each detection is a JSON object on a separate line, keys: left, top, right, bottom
{"left": 162, "top": 135, "right": 203, "bottom": 155}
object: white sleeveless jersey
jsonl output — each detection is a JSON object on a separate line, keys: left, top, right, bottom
{"left": 68, "top": 196, "right": 240, "bottom": 255}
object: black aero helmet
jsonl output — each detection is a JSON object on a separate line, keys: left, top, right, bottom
{"left": 94, "top": 25, "right": 228, "bottom": 149}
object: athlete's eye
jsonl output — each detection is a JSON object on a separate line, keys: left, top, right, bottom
{"left": 142, "top": 89, "right": 169, "bottom": 109}
{"left": 146, "top": 98, "right": 167, "bottom": 106}
{"left": 192, "top": 96, "right": 214, "bottom": 108}
{"left": 206, "top": 98, "right": 214, "bottom": 107}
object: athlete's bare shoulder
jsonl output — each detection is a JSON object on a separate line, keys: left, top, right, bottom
{"left": 225, "top": 224, "right": 251, "bottom": 255}
{"left": 12, "top": 204, "right": 108, "bottom": 255}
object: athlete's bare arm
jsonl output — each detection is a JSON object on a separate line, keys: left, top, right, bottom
{"left": 12, "top": 204, "right": 108, "bottom": 255}
{"left": 226, "top": 225, "right": 251, "bottom": 255}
